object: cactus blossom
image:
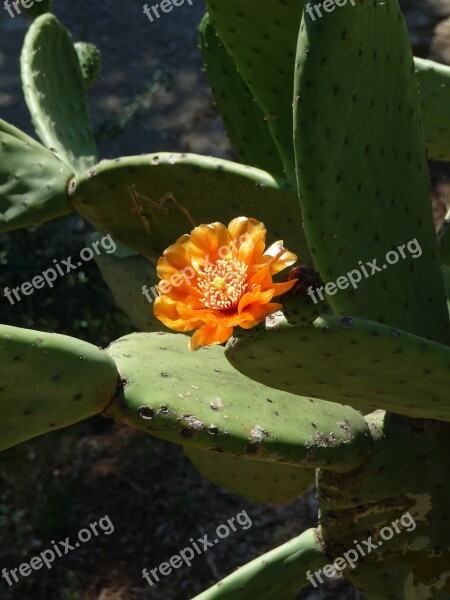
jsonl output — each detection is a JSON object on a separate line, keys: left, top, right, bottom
{"left": 153, "top": 217, "right": 297, "bottom": 350}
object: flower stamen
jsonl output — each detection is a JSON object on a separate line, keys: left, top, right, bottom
{"left": 198, "top": 258, "right": 248, "bottom": 311}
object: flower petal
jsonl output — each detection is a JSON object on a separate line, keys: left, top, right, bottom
{"left": 271, "top": 279, "right": 298, "bottom": 296}
{"left": 228, "top": 217, "right": 267, "bottom": 265}
{"left": 189, "top": 323, "right": 234, "bottom": 351}
{"left": 188, "top": 222, "right": 231, "bottom": 264}
{"left": 239, "top": 303, "right": 283, "bottom": 328}
{"left": 154, "top": 296, "right": 198, "bottom": 332}
{"left": 238, "top": 288, "right": 275, "bottom": 313}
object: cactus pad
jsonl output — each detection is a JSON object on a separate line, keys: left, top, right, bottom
{"left": 69, "top": 153, "right": 310, "bottom": 263}
{"left": 105, "top": 331, "right": 371, "bottom": 472}
{"left": 199, "top": 14, "right": 284, "bottom": 177}
{"left": 204, "top": 0, "right": 305, "bottom": 184}
{"left": 226, "top": 314, "right": 450, "bottom": 422}
{"left": 0, "top": 119, "right": 72, "bottom": 232}
{"left": 21, "top": 14, "right": 97, "bottom": 174}
{"left": 94, "top": 248, "right": 165, "bottom": 333}
{"left": 192, "top": 528, "right": 326, "bottom": 600}
{"left": 75, "top": 42, "right": 102, "bottom": 91}
{"left": 0, "top": 325, "right": 118, "bottom": 451}
{"left": 318, "top": 410, "right": 450, "bottom": 599}
{"left": 185, "top": 447, "right": 314, "bottom": 504}
{"left": 294, "top": 0, "right": 449, "bottom": 344}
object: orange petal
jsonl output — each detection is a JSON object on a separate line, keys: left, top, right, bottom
{"left": 239, "top": 303, "right": 283, "bottom": 328}
{"left": 189, "top": 323, "right": 234, "bottom": 351}
{"left": 154, "top": 296, "right": 197, "bottom": 332}
{"left": 238, "top": 288, "right": 275, "bottom": 313}
{"left": 271, "top": 278, "right": 298, "bottom": 297}
{"left": 177, "top": 303, "right": 218, "bottom": 327}
{"left": 159, "top": 235, "right": 193, "bottom": 272}
{"left": 188, "top": 222, "right": 231, "bottom": 263}
{"left": 156, "top": 261, "right": 202, "bottom": 304}
{"left": 157, "top": 256, "right": 197, "bottom": 287}
{"left": 228, "top": 217, "right": 267, "bottom": 265}
{"left": 247, "top": 264, "right": 274, "bottom": 289}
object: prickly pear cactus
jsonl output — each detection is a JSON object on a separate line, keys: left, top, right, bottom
{"left": 21, "top": 14, "right": 97, "bottom": 174}
{"left": 74, "top": 42, "right": 101, "bottom": 91}
{"left": 2, "top": 2, "right": 450, "bottom": 599}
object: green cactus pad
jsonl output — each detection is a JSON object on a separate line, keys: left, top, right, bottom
{"left": 104, "top": 331, "right": 371, "bottom": 472}
{"left": 185, "top": 447, "right": 314, "bottom": 504}
{"left": 204, "top": 0, "right": 305, "bottom": 184}
{"left": 319, "top": 411, "right": 450, "bottom": 600}
{"left": 21, "top": 14, "right": 97, "bottom": 174}
{"left": 21, "top": 0, "right": 52, "bottom": 18}
{"left": 414, "top": 57, "right": 450, "bottom": 162}
{"left": 74, "top": 42, "right": 102, "bottom": 91}
{"left": 0, "top": 325, "right": 118, "bottom": 452}
{"left": 294, "top": 0, "right": 449, "bottom": 345}
{"left": 199, "top": 14, "right": 284, "bottom": 177}
{"left": 69, "top": 153, "right": 310, "bottom": 263}
{"left": 226, "top": 314, "right": 450, "bottom": 422}
{"left": 192, "top": 528, "right": 326, "bottom": 600}
{"left": 0, "top": 119, "right": 72, "bottom": 232}
{"left": 94, "top": 248, "right": 165, "bottom": 333}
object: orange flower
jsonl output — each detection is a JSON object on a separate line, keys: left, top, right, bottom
{"left": 154, "top": 217, "right": 297, "bottom": 350}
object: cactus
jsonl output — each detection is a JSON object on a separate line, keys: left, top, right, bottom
{"left": 185, "top": 447, "right": 315, "bottom": 504}
{"left": 3, "top": 1, "right": 450, "bottom": 599}
{"left": 91, "top": 236, "right": 163, "bottom": 332}
{"left": 0, "top": 324, "right": 118, "bottom": 452}
{"left": 104, "top": 331, "right": 371, "bottom": 472}
{"left": 199, "top": 13, "right": 284, "bottom": 177}
{"left": 192, "top": 528, "right": 327, "bottom": 600}
{"left": 0, "top": 118, "right": 72, "bottom": 232}
{"left": 74, "top": 42, "right": 102, "bottom": 91}
{"left": 279, "top": 266, "right": 323, "bottom": 326}
{"left": 293, "top": 0, "right": 448, "bottom": 344}
{"left": 21, "top": 14, "right": 97, "bottom": 174}
{"left": 226, "top": 314, "right": 450, "bottom": 421}
{"left": 203, "top": 0, "right": 304, "bottom": 185}
{"left": 68, "top": 153, "right": 310, "bottom": 262}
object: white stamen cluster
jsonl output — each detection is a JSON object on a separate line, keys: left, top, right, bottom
{"left": 198, "top": 258, "right": 248, "bottom": 311}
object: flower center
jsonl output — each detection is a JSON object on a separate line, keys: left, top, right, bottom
{"left": 198, "top": 258, "right": 248, "bottom": 311}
